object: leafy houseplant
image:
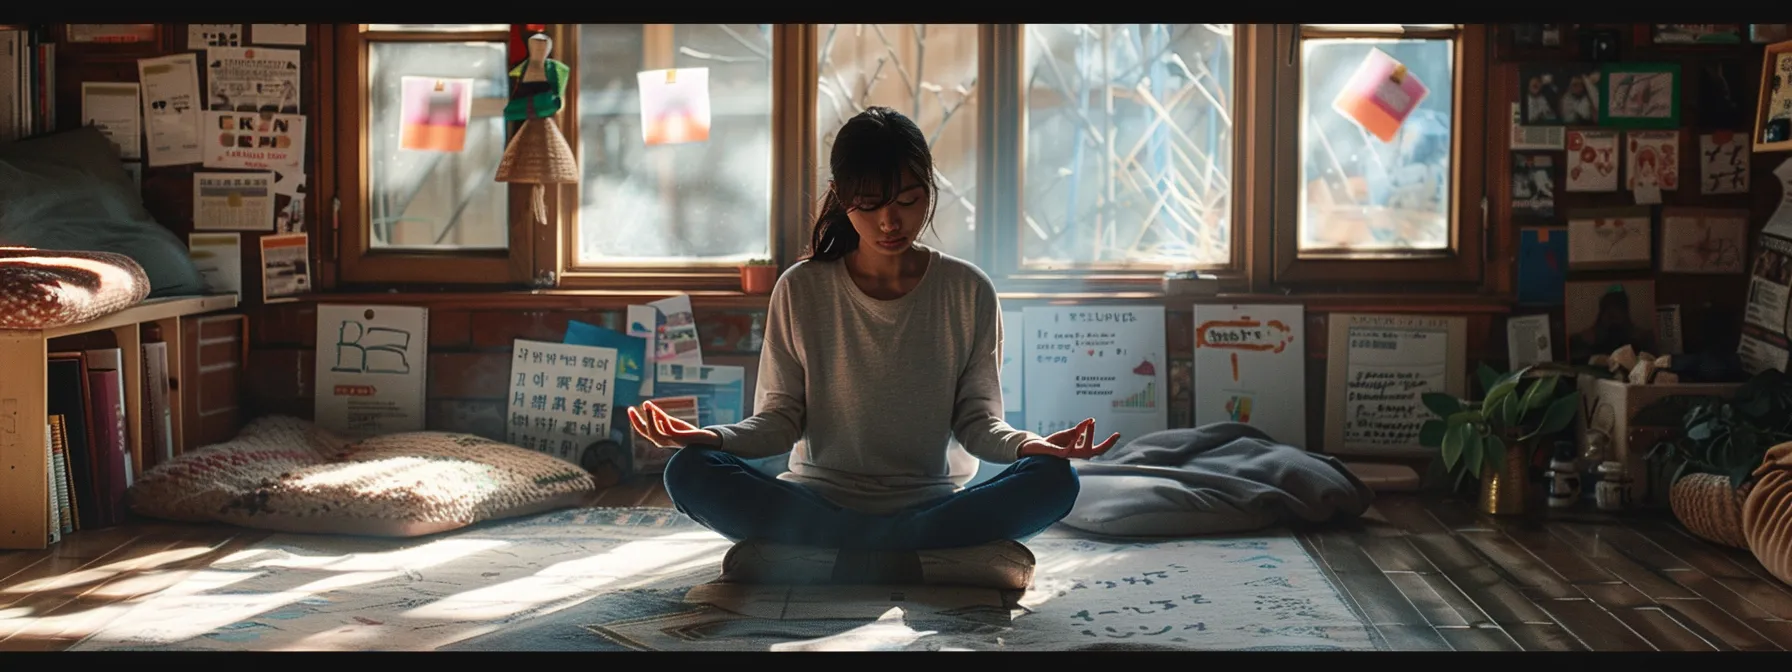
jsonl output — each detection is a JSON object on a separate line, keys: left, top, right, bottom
{"left": 1649, "top": 368, "right": 1792, "bottom": 488}
{"left": 1418, "top": 363, "right": 1582, "bottom": 515}
{"left": 739, "top": 258, "right": 777, "bottom": 295}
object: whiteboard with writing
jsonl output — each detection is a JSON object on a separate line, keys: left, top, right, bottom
{"left": 1192, "top": 304, "right": 1307, "bottom": 448}
{"left": 1023, "top": 306, "right": 1167, "bottom": 444}
{"left": 1324, "top": 313, "right": 1467, "bottom": 457}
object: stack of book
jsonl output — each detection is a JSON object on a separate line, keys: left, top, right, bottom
{"left": 0, "top": 24, "right": 55, "bottom": 143}
{"left": 39, "top": 332, "right": 176, "bottom": 545}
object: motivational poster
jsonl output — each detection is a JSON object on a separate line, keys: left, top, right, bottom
{"left": 1191, "top": 304, "right": 1307, "bottom": 448}
{"left": 1324, "top": 313, "right": 1467, "bottom": 457}
{"left": 1022, "top": 306, "right": 1168, "bottom": 445}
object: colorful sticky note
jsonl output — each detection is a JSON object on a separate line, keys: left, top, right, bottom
{"left": 1332, "top": 48, "right": 1429, "bottom": 143}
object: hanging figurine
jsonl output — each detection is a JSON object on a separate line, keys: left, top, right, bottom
{"left": 495, "top": 31, "right": 578, "bottom": 225}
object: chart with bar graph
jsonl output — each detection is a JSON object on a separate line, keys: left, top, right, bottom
{"left": 1111, "top": 380, "right": 1157, "bottom": 411}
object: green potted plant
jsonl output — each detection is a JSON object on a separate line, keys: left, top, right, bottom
{"left": 1647, "top": 368, "right": 1792, "bottom": 548}
{"left": 1418, "top": 363, "right": 1582, "bottom": 515}
{"left": 739, "top": 258, "right": 777, "bottom": 295}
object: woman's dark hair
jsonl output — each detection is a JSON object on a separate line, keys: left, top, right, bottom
{"left": 808, "top": 107, "right": 939, "bottom": 262}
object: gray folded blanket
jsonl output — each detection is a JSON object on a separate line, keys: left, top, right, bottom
{"left": 1060, "top": 422, "right": 1375, "bottom": 537}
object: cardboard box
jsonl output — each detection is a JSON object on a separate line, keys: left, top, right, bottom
{"left": 1573, "top": 375, "right": 1741, "bottom": 508}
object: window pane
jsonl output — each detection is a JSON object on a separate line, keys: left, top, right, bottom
{"left": 574, "top": 24, "right": 773, "bottom": 265}
{"left": 1297, "top": 38, "right": 1454, "bottom": 253}
{"left": 367, "top": 41, "right": 511, "bottom": 250}
{"left": 368, "top": 24, "right": 508, "bottom": 33}
{"left": 1023, "top": 24, "right": 1236, "bottom": 269}
{"left": 816, "top": 24, "right": 979, "bottom": 261}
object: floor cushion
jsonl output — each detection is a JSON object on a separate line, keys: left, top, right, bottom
{"left": 0, "top": 247, "right": 150, "bottom": 330}
{"left": 0, "top": 126, "right": 205, "bottom": 298}
{"left": 128, "top": 415, "right": 598, "bottom": 537}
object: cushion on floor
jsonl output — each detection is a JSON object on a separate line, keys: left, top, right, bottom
{"left": 1742, "top": 441, "right": 1792, "bottom": 587}
{"left": 128, "top": 415, "right": 598, "bottom": 537}
{"left": 0, "top": 247, "right": 150, "bottom": 330}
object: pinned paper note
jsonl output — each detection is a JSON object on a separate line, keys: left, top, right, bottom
{"left": 1699, "top": 131, "right": 1750, "bottom": 194}
{"left": 1764, "top": 158, "right": 1792, "bottom": 240}
{"left": 1332, "top": 49, "right": 1428, "bottom": 143}
{"left": 637, "top": 68, "right": 711, "bottom": 146}
{"left": 399, "top": 76, "right": 472, "bottom": 152}
{"left": 1626, "top": 131, "right": 1680, "bottom": 205}
{"left": 1565, "top": 129, "right": 1619, "bottom": 192}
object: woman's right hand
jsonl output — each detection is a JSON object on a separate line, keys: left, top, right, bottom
{"left": 626, "top": 400, "right": 720, "bottom": 449}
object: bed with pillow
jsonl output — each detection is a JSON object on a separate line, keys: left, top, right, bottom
{"left": 0, "top": 126, "right": 206, "bottom": 329}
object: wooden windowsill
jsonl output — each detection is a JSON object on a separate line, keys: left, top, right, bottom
{"left": 266, "top": 289, "right": 1514, "bottom": 314}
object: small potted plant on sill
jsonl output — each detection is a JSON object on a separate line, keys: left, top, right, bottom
{"left": 1646, "top": 368, "right": 1792, "bottom": 549}
{"left": 740, "top": 258, "right": 777, "bottom": 295}
{"left": 1418, "top": 363, "right": 1582, "bottom": 516}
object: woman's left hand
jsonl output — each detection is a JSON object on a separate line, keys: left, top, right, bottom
{"left": 1018, "top": 418, "right": 1119, "bottom": 460}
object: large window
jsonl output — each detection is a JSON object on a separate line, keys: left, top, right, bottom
{"left": 331, "top": 24, "right": 1491, "bottom": 293}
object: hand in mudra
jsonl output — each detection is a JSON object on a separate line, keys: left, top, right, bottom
{"left": 1018, "top": 418, "right": 1119, "bottom": 460}
{"left": 626, "top": 400, "right": 720, "bottom": 449}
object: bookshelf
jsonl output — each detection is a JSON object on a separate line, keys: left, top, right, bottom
{"left": 0, "top": 294, "right": 238, "bottom": 550}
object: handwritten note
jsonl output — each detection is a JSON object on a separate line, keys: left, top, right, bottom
{"left": 1325, "top": 314, "right": 1466, "bottom": 457}
{"left": 507, "top": 339, "right": 618, "bottom": 463}
{"left": 1023, "top": 306, "right": 1167, "bottom": 444}
{"left": 312, "top": 305, "right": 429, "bottom": 436}
{"left": 1191, "top": 304, "right": 1307, "bottom": 448}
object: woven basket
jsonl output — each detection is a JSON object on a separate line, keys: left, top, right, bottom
{"left": 1669, "top": 472, "right": 1751, "bottom": 549}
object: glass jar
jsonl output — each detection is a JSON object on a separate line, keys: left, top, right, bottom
{"left": 1594, "top": 460, "right": 1631, "bottom": 511}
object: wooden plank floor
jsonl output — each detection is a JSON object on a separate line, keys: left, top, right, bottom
{"left": 1, "top": 487, "right": 1787, "bottom": 651}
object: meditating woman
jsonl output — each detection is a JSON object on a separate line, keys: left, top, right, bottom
{"left": 626, "top": 106, "right": 1117, "bottom": 557}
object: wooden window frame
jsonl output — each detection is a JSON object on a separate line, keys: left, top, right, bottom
{"left": 1266, "top": 23, "right": 1490, "bottom": 289}
{"left": 324, "top": 23, "right": 1493, "bottom": 296}
{"left": 548, "top": 24, "right": 812, "bottom": 291}
{"left": 983, "top": 24, "right": 1264, "bottom": 295}
{"left": 332, "top": 24, "right": 537, "bottom": 287}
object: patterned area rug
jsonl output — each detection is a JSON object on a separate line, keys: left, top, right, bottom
{"left": 70, "top": 508, "right": 1378, "bottom": 652}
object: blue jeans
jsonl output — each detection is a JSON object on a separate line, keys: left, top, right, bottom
{"left": 662, "top": 446, "right": 1080, "bottom": 551}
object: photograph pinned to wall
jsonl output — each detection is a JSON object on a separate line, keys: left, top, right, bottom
{"left": 647, "top": 294, "right": 703, "bottom": 365}
{"left": 273, "top": 171, "right": 306, "bottom": 233}
{"left": 1509, "top": 23, "right": 1564, "bottom": 49}
{"left": 136, "top": 53, "right": 203, "bottom": 167}
{"left": 1751, "top": 25, "right": 1792, "bottom": 44}
{"left": 259, "top": 232, "right": 311, "bottom": 303}
{"left": 1510, "top": 151, "right": 1560, "bottom": 218}
{"left": 506, "top": 339, "right": 618, "bottom": 463}
{"left": 1567, "top": 207, "right": 1653, "bottom": 271}
{"left": 1600, "top": 62, "right": 1680, "bottom": 128}
{"left": 186, "top": 24, "right": 241, "bottom": 49}
{"left": 398, "top": 76, "right": 472, "bottom": 152}
{"left": 1331, "top": 47, "right": 1429, "bottom": 143}
{"left": 1660, "top": 207, "right": 1749, "bottom": 275}
{"left": 1023, "top": 306, "right": 1168, "bottom": 443}
{"left": 206, "top": 47, "right": 301, "bottom": 113}
{"left": 1656, "top": 305, "right": 1685, "bottom": 356}
{"left": 193, "top": 171, "right": 275, "bottom": 231}
{"left": 1518, "top": 63, "right": 1600, "bottom": 126}
{"left": 1626, "top": 130, "right": 1680, "bottom": 204}
{"left": 1741, "top": 233, "right": 1792, "bottom": 373}
{"left": 1565, "top": 129, "right": 1620, "bottom": 192}
{"left": 1324, "top": 313, "right": 1467, "bottom": 458}
{"left": 186, "top": 232, "right": 242, "bottom": 299}
{"left": 1650, "top": 24, "right": 1743, "bottom": 45}
{"left": 1509, "top": 103, "right": 1564, "bottom": 150}
{"left": 250, "top": 24, "right": 306, "bottom": 46}
{"left": 1700, "top": 131, "right": 1751, "bottom": 194}
{"left": 65, "top": 24, "right": 158, "bottom": 44}
{"left": 81, "top": 82, "right": 142, "bottom": 161}
{"left": 637, "top": 68, "right": 712, "bottom": 146}
{"left": 1191, "top": 304, "right": 1307, "bottom": 448}
{"left": 1517, "top": 227, "right": 1569, "bottom": 305}
{"left": 1755, "top": 43, "right": 1792, "bottom": 151}
{"left": 1699, "top": 61, "right": 1750, "bottom": 129}
{"left": 201, "top": 111, "right": 305, "bottom": 172}
{"left": 1507, "top": 313, "right": 1554, "bottom": 369}
{"left": 1565, "top": 279, "right": 1657, "bottom": 364}
{"left": 314, "top": 305, "right": 430, "bottom": 436}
